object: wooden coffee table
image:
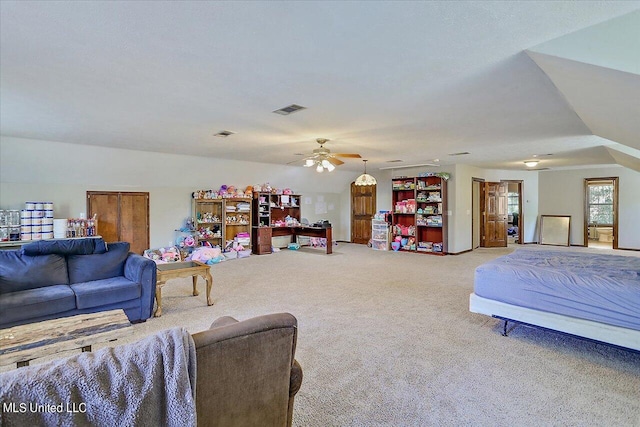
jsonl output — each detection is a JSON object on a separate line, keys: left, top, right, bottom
{"left": 154, "top": 260, "right": 213, "bottom": 317}
{"left": 0, "top": 309, "right": 132, "bottom": 368}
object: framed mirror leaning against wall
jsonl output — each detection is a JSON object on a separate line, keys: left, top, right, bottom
{"left": 539, "top": 215, "right": 571, "bottom": 246}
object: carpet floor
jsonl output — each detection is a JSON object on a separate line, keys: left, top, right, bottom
{"left": 15, "top": 243, "right": 640, "bottom": 426}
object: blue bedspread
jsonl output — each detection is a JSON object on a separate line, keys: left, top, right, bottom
{"left": 474, "top": 249, "right": 640, "bottom": 331}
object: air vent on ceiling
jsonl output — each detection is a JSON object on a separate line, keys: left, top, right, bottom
{"left": 273, "top": 104, "right": 306, "bottom": 115}
{"left": 448, "top": 151, "right": 470, "bottom": 156}
{"left": 386, "top": 160, "right": 403, "bottom": 163}
{"left": 213, "top": 130, "right": 235, "bottom": 137}
{"left": 532, "top": 153, "right": 553, "bottom": 157}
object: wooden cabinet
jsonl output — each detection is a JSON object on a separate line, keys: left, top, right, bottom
{"left": 224, "top": 198, "right": 252, "bottom": 249}
{"left": 192, "top": 198, "right": 252, "bottom": 249}
{"left": 251, "top": 192, "right": 302, "bottom": 254}
{"left": 269, "top": 194, "right": 301, "bottom": 226}
{"left": 391, "top": 176, "right": 448, "bottom": 254}
{"left": 252, "top": 226, "right": 273, "bottom": 255}
{"left": 87, "top": 191, "right": 149, "bottom": 255}
{"left": 254, "top": 192, "right": 271, "bottom": 227}
{"left": 192, "top": 199, "right": 223, "bottom": 247}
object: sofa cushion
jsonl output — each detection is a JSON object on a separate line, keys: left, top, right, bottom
{"left": 70, "top": 276, "right": 141, "bottom": 310}
{"left": 67, "top": 242, "right": 130, "bottom": 284}
{"left": 21, "top": 238, "right": 108, "bottom": 256}
{"left": 0, "top": 251, "right": 69, "bottom": 294}
{"left": 0, "top": 285, "right": 76, "bottom": 325}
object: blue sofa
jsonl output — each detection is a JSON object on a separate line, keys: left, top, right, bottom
{"left": 0, "top": 238, "right": 157, "bottom": 328}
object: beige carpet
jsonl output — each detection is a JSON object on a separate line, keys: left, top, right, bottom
{"left": 19, "top": 244, "right": 640, "bottom": 425}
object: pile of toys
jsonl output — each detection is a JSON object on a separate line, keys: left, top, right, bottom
{"left": 192, "top": 185, "right": 253, "bottom": 199}
{"left": 143, "top": 246, "right": 182, "bottom": 264}
{"left": 192, "top": 183, "right": 297, "bottom": 199}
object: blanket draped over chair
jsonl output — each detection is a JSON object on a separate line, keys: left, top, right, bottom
{"left": 0, "top": 327, "right": 196, "bottom": 427}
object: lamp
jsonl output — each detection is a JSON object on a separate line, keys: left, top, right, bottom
{"left": 304, "top": 156, "right": 336, "bottom": 172}
{"left": 355, "top": 160, "right": 377, "bottom": 186}
{"left": 524, "top": 160, "right": 539, "bottom": 168}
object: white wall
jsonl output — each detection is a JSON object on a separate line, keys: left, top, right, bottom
{"left": 538, "top": 166, "right": 640, "bottom": 249}
{"left": 0, "top": 136, "right": 360, "bottom": 247}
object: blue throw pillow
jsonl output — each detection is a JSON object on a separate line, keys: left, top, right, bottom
{"left": 67, "top": 242, "right": 130, "bottom": 284}
{"left": 0, "top": 251, "right": 69, "bottom": 294}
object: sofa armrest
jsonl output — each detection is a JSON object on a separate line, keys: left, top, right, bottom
{"left": 209, "top": 315, "right": 238, "bottom": 329}
{"left": 124, "top": 254, "right": 157, "bottom": 321}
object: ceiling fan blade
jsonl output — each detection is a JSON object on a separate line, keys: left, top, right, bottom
{"left": 333, "top": 153, "right": 362, "bottom": 158}
{"left": 327, "top": 157, "right": 344, "bottom": 166}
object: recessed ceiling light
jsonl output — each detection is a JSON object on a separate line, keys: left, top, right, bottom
{"left": 273, "top": 104, "right": 306, "bottom": 115}
{"left": 448, "top": 152, "right": 470, "bottom": 156}
{"left": 524, "top": 161, "right": 539, "bottom": 167}
{"left": 213, "top": 130, "right": 235, "bottom": 137}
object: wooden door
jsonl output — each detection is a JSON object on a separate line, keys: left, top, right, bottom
{"left": 87, "top": 193, "right": 119, "bottom": 243}
{"left": 87, "top": 191, "right": 149, "bottom": 254}
{"left": 481, "top": 182, "right": 508, "bottom": 247}
{"left": 120, "top": 193, "right": 149, "bottom": 255}
{"left": 351, "top": 182, "right": 376, "bottom": 244}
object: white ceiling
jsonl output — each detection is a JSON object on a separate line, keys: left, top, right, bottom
{"left": 1, "top": 1, "right": 639, "bottom": 173}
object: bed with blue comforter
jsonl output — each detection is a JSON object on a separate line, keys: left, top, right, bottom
{"left": 469, "top": 249, "right": 640, "bottom": 351}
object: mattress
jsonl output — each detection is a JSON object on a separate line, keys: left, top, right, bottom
{"left": 474, "top": 249, "right": 640, "bottom": 331}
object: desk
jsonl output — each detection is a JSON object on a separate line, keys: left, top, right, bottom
{"left": 272, "top": 226, "right": 333, "bottom": 254}
{"left": 0, "top": 309, "right": 131, "bottom": 368}
{"left": 155, "top": 261, "right": 213, "bottom": 317}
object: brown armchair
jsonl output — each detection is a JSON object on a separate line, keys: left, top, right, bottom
{"left": 192, "top": 312, "right": 303, "bottom": 427}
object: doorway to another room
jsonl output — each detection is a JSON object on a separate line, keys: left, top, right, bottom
{"left": 472, "top": 179, "right": 523, "bottom": 249}
{"left": 584, "top": 177, "right": 618, "bottom": 250}
{"left": 505, "top": 181, "right": 523, "bottom": 245}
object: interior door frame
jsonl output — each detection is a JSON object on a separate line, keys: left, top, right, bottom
{"left": 501, "top": 179, "right": 524, "bottom": 244}
{"left": 583, "top": 177, "right": 618, "bottom": 249}
{"left": 471, "top": 177, "right": 484, "bottom": 250}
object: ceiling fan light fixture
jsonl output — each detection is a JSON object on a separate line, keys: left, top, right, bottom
{"left": 304, "top": 159, "right": 315, "bottom": 167}
{"left": 355, "top": 160, "right": 377, "bottom": 186}
{"left": 326, "top": 162, "right": 336, "bottom": 172}
{"left": 316, "top": 163, "right": 324, "bottom": 173}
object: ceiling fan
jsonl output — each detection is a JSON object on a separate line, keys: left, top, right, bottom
{"left": 299, "top": 138, "right": 361, "bottom": 172}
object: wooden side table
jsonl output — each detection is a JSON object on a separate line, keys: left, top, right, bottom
{"left": 155, "top": 261, "right": 213, "bottom": 317}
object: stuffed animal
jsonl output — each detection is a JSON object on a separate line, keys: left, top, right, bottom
{"left": 191, "top": 247, "right": 222, "bottom": 263}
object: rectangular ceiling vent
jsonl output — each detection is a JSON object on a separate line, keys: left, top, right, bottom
{"left": 448, "top": 152, "right": 470, "bottom": 156}
{"left": 273, "top": 104, "right": 306, "bottom": 115}
{"left": 214, "top": 130, "right": 235, "bottom": 137}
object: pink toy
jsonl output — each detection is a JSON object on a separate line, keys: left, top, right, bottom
{"left": 191, "top": 247, "right": 222, "bottom": 263}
